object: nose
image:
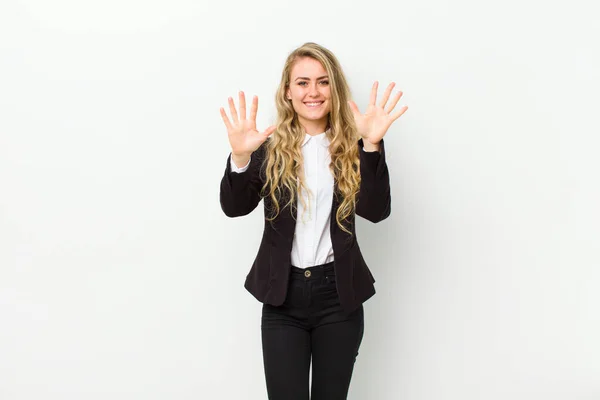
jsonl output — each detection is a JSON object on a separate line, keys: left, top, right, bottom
{"left": 308, "top": 83, "right": 319, "bottom": 97}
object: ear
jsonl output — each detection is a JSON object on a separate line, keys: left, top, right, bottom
{"left": 286, "top": 89, "right": 291, "bottom": 100}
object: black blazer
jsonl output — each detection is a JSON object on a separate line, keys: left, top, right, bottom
{"left": 220, "top": 137, "right": 391, "bottom": 313}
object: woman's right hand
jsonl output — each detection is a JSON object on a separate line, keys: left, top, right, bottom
{"left": 220, "top": 91, "right": 276, "bottom": 157}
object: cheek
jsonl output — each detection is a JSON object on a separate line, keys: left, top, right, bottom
{"left": 323, "top": 88, "right": 332, "bottom": 105}
{"left": 289, "top": 91, "right": 303, "bottom": 111}
{"left": 289, "top": 86, "right": 303, "bottom": 99}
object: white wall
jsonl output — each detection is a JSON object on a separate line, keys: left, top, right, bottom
{"left": 1, "top": 0, "right": 598, "bottom": 399}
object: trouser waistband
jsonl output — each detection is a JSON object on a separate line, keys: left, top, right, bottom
{"left": 290, "top": 261, "right": 335, "bottom": 280}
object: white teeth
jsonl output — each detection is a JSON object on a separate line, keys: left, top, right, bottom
{"left": 305, "top": 102, "right": 323, "bottom": 107}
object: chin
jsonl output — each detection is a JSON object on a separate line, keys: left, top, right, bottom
{"left": 304, "top": 109, "right": 330, "bottom": 120}
{"left": 302, "top": 114, "right": 328, "bottom": 122}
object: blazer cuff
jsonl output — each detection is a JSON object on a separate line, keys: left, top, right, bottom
{"left": 358, "top": 138, "right": 387, "bottom": 176}
{"left": 230, "top": 153, "right": 251, "bottom": 173}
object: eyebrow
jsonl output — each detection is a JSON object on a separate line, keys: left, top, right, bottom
{"left": 294, "top": 75, "right": 329, "bottom": 81}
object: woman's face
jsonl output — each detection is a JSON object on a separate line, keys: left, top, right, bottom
{"left": 286, "top": 57, "right": 331, "bottom": 133}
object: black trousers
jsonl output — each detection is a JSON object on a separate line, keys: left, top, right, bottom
{"left": 261, "top": 261, "right": 364, "bottom": 400}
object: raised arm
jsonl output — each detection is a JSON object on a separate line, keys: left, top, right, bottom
{"left": 349, "top": 81, "right": 408, "bottom": 223}
{"left": 219, "top": 91, "right": 275, "bottom": 217}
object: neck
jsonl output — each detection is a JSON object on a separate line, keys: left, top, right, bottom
{"left": 299, "top": 118, "right": 328, "bottom": 136}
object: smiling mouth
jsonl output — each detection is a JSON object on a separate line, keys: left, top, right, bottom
{"left": 304, "top": 101, "right": 324, "bottom": 108}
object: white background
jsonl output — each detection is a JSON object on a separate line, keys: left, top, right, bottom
{"left": 1, "top": 0, "right": 599, "bottom": 399}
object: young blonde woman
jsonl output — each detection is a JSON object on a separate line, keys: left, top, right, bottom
{"left": 219, "top": 42, "right": 407, "bottom": 400}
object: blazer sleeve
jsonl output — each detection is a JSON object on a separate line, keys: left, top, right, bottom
{"left": 219, "top": 141, "right": 268, "bottom": 218}
{"left": 355, "top": 138, "right": 391, "bottom": 223}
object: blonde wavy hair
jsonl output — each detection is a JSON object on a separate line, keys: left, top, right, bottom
{"left": 261, "top": 42, "right": 361, "bottom": 235}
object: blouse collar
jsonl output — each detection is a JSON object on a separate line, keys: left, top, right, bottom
{"left": 302, "top": 128, "right": 331, "bottom": 148}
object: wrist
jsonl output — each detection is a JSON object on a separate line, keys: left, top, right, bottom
{"left": 232, "top": 150, "right": 252, "bottom": 158}
{"left": 231, "top": 152, "right": 251, "bottom": 168}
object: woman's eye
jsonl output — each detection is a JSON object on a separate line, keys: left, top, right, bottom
{"left": 297, "top": 81, "right": 328, "bottom": 86}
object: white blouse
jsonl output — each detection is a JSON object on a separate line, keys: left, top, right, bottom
{"left": 229, "top": 130, "right": 336, "bottom": 269}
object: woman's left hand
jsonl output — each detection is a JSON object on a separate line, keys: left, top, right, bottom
{"left": 348, "top": 81, "right": 408, "bottom": 146}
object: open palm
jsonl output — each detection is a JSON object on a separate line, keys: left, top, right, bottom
{"left": 348, "top": 81, "right": 408, "bottom": 145}
{"left": 220, "top": 91, "right": 275, "bottom": 156}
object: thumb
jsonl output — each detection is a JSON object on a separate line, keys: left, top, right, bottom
{"left": 261, "top": 124, "right": 276, "bottom": 138}
{"left": 347, "top": 100, "right": 360, "bottom": 116}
